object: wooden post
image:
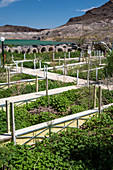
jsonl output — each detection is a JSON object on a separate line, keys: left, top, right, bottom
{"left": 68, "top": 52, "right": 70, "bottom": 58}
{"left": 8, "top": 68, "right": 10, "bottom": 88}
{"left": 96, "top": 67, "right": 98, "bottom": 81}
{"left": 6, "top": 68, "right": 8, "bottom": 83}
{"left": 10, "top": 102, "right": 16, "bottom": 145}
{"left": 59, "top": 57, "right": 60, "bottom": 65}
{"left": 24, "top": 53, "right": 26, "bottom": 60}
{"left": 77, "top": 69, "right": 79, "bottom": 86}
{"left": 36, "top": 75, "right": 38, "bottom": 92}
{"left": 34, "top": 59, "right": 36, "bottom": 69}
{"left": 39, "top": 60, "right": 41, "bottom": 70}
{"left": 87, "top": 70, "right": 89, "bottom": 86}
{"left": 63, "top": 63, "right": 65, "bottom": 75}
{"left": 93, "top": 85, "right": 96, "bottom": 108}
{"left": 6, "top": 100, "right": 10, "bottom": 133}
{"left": 16, "top": 63, "right": 18, "bottom": 73}
{"left": 46, "top": 76, "right": 48, "bottom": 96}
{"left": 44, "top": 65, "right": 46, "bottom": 77}
{"left": 53, "top": 53, "right": 55, "bottom": 60}
{"left": 99, "top": 86, "right": 102, "bottom": 115}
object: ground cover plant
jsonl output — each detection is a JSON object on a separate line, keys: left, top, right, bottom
{"left": 0, "top": 51, "right": 81, "bottom": 66}
{"left": 0, "top": 79, "right": 75, "bottom": 98}
{"left": 0, "top": 105, "right": 113, "bottom": 169}
{"left": 0, "top": 73, "right": 35, "bottom": 83}
{"left": 0, "top": 86, "right": 113, "bottom": 134}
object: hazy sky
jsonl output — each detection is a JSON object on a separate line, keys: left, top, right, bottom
{"left": 0, "top": 0, "right": 109, "bottom": 29}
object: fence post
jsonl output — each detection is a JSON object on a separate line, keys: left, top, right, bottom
{"left": 6, "top": 68, "right": 8, "bottom": 83}
{"left": 63, "top": 63, "right": 65, "bottom": 75}
{"left": 77, "top": 119, "right": 79, "bottom": 128}
{"left": 39, "top": 60, "right": 41, "bottom": 70}
{"left": 53, "top": 53, "right": 55, "bottom": 60}
{"left": 16, "top": 63, "right": 18, "bottom": 73}
{"left": 36, "top": 75, "right": 38, "bottom": 92}
{"left": 6, "top": 100, "right": 10, "bottom": 133}
{"left": 10, "top": 102, "right": 16, "bottom": 145}
{"left": 93, "top": 85, "right": 96, "bottom": 108}
{"left": 34, "top": 59, "right": 36, "bottom": 69}
{"left": 59, "top": 57, "right": 60, "bottom": 65}
{"left": 99, "top": 55, "right": 101, "bottom": 65}
{"left": 96, "top": 67, "right": 98, "bottom": 81}
{"left": 8, "top": 68, "right": 10, "bottom": 88}
{"left": 24, "top": 53, "right": 26, "bottom": 60}
{"left": 46, "top": 76, "right": 48, "bottom": 96}
{"left": 87, "top": 70, "right": 89, "bottom": 86}
{"left": 77, "top": 69, "right": 79, "bottom": 86}
{"left": 68, "top": 52, "right": 70, "bottom": 58}
{"left": 99, "top": 86, "right": 102, "bottom": 116}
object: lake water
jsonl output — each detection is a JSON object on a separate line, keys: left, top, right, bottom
{"left": 2, "top": 39, "right": 67, "bottom": 46}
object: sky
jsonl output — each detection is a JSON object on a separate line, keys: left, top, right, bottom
{"left": 0, "top": 0, "right": 109, "bottom": 29}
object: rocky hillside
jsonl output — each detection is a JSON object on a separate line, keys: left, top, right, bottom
{"left": 66, "top": 0, "right": 113, "bottom": 25}
{"left": 37, "top": 0, "right": 113, "bottom": 42}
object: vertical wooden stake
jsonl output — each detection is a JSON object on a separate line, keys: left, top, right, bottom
{"left": 6, "top": 100, "right": 10, "bottom": 133}
{"left": 6, "top": 68, "right": 8, "bottom": 83}
{"left": 36, "top": 75, "right": 38, "bottom": 92}
{"left": 96, "top": 67, "right": 98, "bottom": 81}
{"left": 8, "top": 68, "right": 10, "bottom": 88}
{"left": 93, "top": 85, "right": 96, "bottom": 108}
{"left": 87, "top": 70, "right": 89, "bottom": 86}
{"left": 77, "top": 69, "right": 79, "bottom": 86}
{"left": 99, "top": 86, "right": 102, "bottom": 116}
{"left": 10, "top": 102, "right": 16, "bottom": 145}
{"left": 59, "top": 57, "right": 60, "bottom": 65}
{"left": 46, "top": 76, "right": 48, "bottom": 96}
{"left": 63, "top": 63, "right": 65, "bottom": 75}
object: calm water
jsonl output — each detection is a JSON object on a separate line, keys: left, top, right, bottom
{"left": 2, "top": 39, "right": 67, "bottom": 46}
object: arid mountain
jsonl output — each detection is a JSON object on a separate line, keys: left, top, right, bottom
{"left": 0, "top": 0, "right": 113, "bottom": 42}
{"left": 66, "top": 0, "right": 113, "bottom": 25}
{"left": 0, "top": 25, "right": 46, "bottom": 32}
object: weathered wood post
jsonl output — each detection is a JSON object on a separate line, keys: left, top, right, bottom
{"left": 87, "top": 70, "right": 89, "bottom": 86}
{"left": 77, "top": 69, "right": 79, "bottom": 86}
{"left": 16, "top": 63, "right": 18, "bottom": 73}
{"left": 68, "top": 52, "right": 70, "bottom": 58}
{"left": 36, "top": 75, "right": 38, "bottom": 92}
{"left": 99, "top": 86, "right": 102, "bottom": 116}
{"left": 6, "top": 100, "right": 10, "bottom": 133}
{"left": 10, "top": 102, "right": 16, "bottom": 145}
{"left": 24, "top": 53, "right": 26, "bottom": 60}
{"left": 8, "top": 68, "right": 10, "bottom": 88}
{"left": 6, "top": 68, "right": 8, "bottom": 83}
{"left": 34, "top": 59, "right": 36, "bottom": 69}
{"left": 59, "top": 57, "right": 60, "bottom": 65}
{"left": 99, "top": 52, "right": 101, "bottom": 64}
{"left": 93, "top": 85, "right": 96, "bottom": 108}
{"left": 39, "top": 60, "right": 41, "bottom": 70}
{"left": 96, "top": 67, "right": 98, "bottom": 81}
{"left": 46, "top": 66, "right": 48, "bottom": 96}
{"left": 63, "top": 63, "right": 65, "bottom": 75}
{"left": 53, "top": 53, "right": 55, "bottom": 60}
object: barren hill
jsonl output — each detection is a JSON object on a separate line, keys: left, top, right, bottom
{"left": 0, "top": 25, "right": 46, "bottom": 32}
